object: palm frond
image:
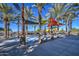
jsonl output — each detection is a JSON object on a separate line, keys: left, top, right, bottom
{"left": 13, "top": 3, "right": 21, "bottom": 10}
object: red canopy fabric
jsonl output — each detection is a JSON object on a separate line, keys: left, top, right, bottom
{"left": 49, "top": 18, "right": 57, "bottom": 24}
{"left": 48, "top": 18, "right": 64, "bottom": 27}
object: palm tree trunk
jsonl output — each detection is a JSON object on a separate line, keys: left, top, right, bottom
{"left": 44, "top": 26, "right": 46, "bottom": 40}
{"left": 38, "top": 11, "right": 42, "bottom": 43}
{"left": 17, "top": 19, "right": 20, "bottom": 38}
{"left": 67, "top": 15, "right": 71, "bottom": 35}
{"left": 51, "top": 26, "right": 52, "bottom": 34}
{"left": 7, "top": 21, "right": 10, "bottom": 38}
{"left": 57, "top": 26, "right": 59, "bottom": 32}
{"left": 69, "top": 20, "right": 72, "bottom": 35}
{"left": 33, "top": 25, "right": 36, "bottom": 35}
{"left": 50, "top": 26, "right": 54, "bottom": 39}
{"left": 21, "top": 3, "right": 26, "bottom": 45}
{"left": 57, "top": 20, "right": 59, "bottom": 32}
{"left": 66, "top": 23, "right": 67, "bottom": 32}
{"left": 65, "top": 19, "right": 69, "bottom": 35}
{"left": 66, "top": 19, "right": 69, "bottom": 34}
{"left": 26, "top": 19, "right": 28, "bottom": 36}
{"left": 4, "top": 18, "right": 8, "bottom": 39}
{"left": 26, "top": 24, "right": 28, "bottom": 39}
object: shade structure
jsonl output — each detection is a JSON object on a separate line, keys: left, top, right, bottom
{"left": 48, "top": 18, "right": 64, "bottom": 27}
{"left": 49, "top": 18, "right": 57, "bottom": 24}
{"left": 25, "top": 20, "right": 39, "bottom": 25}
{"left": 58, "top": 23, "right": 64, "bottom": 26}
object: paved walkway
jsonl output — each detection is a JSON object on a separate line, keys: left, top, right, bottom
{"left": 28, "top": 35, "right": 79, "bottom": 56}
{"left": 0, "top": 35, "right": 79, "bottom": 56}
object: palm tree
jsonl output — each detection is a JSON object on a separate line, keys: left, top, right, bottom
{"left": 21, "top": 3, "right": 26, "bottom": 45}
{"left": 65, "top": 12, "right": 78, "bottom": 35}
{"left": 32, "top": 3, "right": 46, "bottom": 43}
{"left": 68, "top": 13, "right": 76, "bottom": 35}
{"left": 13, "top": 3, "right": 35, "bottom": 45}
{"left": 62, "top": 4, "right": 79, "bottom": 35}
{"left": 47, "top": 4, "right": 70, "bottom": 31}
{"left": 24, "top": 6, "right": 34, "bottom": 37}
{"left": 7, "top": 13, "right": 16, "bottom": 38}
{"left": 69, "top": 4, "right": 79, "bottom": 35}
{"left": 47, "top": 3, "right": 79, "bottom": 35}
{"left": 66, "top": 3, "right": 79, "bottom": 35}
{"left": 13, "top": 14, "right": 21, "bottom": 38}
{"left": 13, "top": 3, "right": 26, "bottom": 45}
{"left": 0, "top": 4, "right": 13, "bottom": 39}
{"left": 41, "top": 19, "right": 47, "bottom": 41}
{"left": 17, "top": 16, "right": 20, "bottom": 38}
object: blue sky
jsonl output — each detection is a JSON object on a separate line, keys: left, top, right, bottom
{"left": 0, "top": 3, "right": 79, "bottom": 32}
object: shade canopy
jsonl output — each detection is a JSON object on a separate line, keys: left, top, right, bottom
{"left": 48, "top": 18, "right": 64, "bottom": 27}
{"left": 25, "top": 20, "right": 39, "bottom": 25}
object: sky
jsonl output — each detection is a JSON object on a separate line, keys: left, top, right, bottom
{"left": 0, "top": 3, "right": 79, "bottom": 32}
